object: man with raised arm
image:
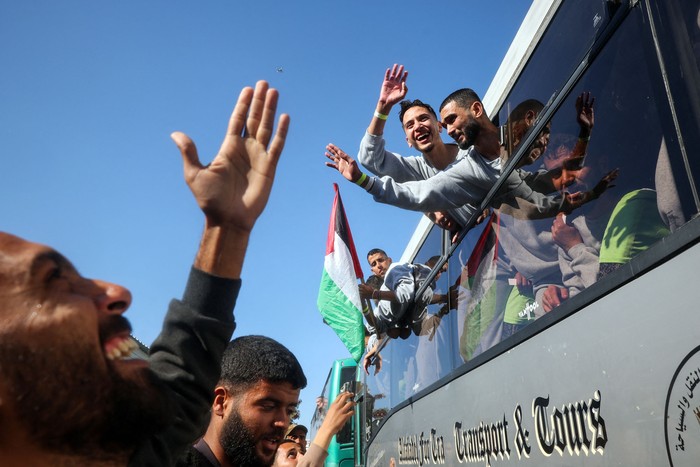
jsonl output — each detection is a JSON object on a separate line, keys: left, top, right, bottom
{"left": 327, "top": 90, "right": 613, "bottom": 219}
{"left": 357, "top": 64, "right": 474, "bottom": 228}
{"left": 0, "top": 80, "right": 289, "bottom": 467}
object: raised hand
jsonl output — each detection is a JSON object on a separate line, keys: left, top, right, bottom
{"left": 590, "top": 167, "right": 619, "bottom": 198}
{"left": 563, "top": 168, "right": 619, "bottom": 212}
{"left": 311, "top": 392, "right": 356, "bottom": 450}
{"left": 363, "top": 342, "right": 382, "bottom": 375}
{"left": 325, "top": 143, "right": 364, "bottom": 183}
{"left": 575, "top": 92, "right": 595, "bottom": 132}
{"left": 378, "top": 64, "right": 408, "bottom": 108}
{"left": 171, "top": 81, "right": 289, "bottom": 233}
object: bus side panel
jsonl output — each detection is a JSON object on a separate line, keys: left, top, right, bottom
{"left": 365, "top": 241, "right": 700, "bottom": 466}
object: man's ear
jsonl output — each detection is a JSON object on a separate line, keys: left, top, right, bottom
{"left": 406, "top": 135, "right": 412, "bottom": 148}
{"left": 525, "top": 109, "right": 537, "bottom": 127}
{"left": 212, "top": 386, "right": 228, "bottom": 417}
{"left": 471, "top": 101, "right": 484, "bottom": 118}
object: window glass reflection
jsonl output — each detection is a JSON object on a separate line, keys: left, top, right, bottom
{"left": 362, "top": 0, "right": 700, "bottom": 420}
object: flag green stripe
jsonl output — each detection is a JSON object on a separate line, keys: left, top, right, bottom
{"left": 317, "top": 268, "right": 364, "bottom": 361}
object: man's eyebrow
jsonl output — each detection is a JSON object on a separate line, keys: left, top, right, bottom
{"left": 29, "top": 250, "right": 74, "bottom": 278}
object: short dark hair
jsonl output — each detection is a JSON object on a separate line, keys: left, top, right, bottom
{"left": 219, "top": 335, "right": 307, "bottom": 392}
{"left": 506, "top": 99, "right": 544, "bottom": 126}
{"left": 439, "top": 88, "right": 482, "bottom": 112}
{"left": 366, "top": 248, "right": 387, "bottom": 260}
{"left": 425, "top": 255, "right": 442, "bottom": 268}
{"left": 398, "top": 99, "right": 437, "bottom": 124}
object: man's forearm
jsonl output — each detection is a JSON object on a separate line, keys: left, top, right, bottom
{"left": 194, "top": 222, "right": 251, "bottom": 279}
{"left": 367, "top": 100, "right": 393, "bottom": 136}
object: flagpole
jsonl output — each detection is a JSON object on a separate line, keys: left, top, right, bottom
{"left": 359, "top": 276, "right": 377, "bottom": 330}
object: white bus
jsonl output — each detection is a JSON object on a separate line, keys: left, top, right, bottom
{"left": 358, "top": 0, "right": 700, "bottom": 466}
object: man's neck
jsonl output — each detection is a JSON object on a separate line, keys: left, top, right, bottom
{"left": 422, "top": 142, "right": 460, "bottom": 170}
{"left": 473, "top": 122, "right": 502, "bottom": 160}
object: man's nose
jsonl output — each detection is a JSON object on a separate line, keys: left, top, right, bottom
{"left": 273, "top": 412, "right": 291, "bottom": 428}
{"left": 92, "top": 280, "right": 132, "bottom": 314}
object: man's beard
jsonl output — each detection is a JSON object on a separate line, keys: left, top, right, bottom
{"left": 220, "top": 406, "right": 282, "bottom": 467}
{"left": 0, "top": 335, "right": 172, "bottom": 461}
{"left": 460, "top": 118, "right": 481, "bottom": 149}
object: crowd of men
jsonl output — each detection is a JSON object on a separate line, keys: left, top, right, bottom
{"left": 0, "top": 59, "right": 633, "bottom": 467}
{"left": 326, "top": 63, "right": 626, "bottom": 366}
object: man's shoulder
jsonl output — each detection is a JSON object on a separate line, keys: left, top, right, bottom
{"left": 175, "top": 445, "right": 218, "bottom": 467}
{"left": 384, "top": 262, "right": 415, "bottom": 283}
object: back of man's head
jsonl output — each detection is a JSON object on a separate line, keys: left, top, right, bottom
{"left": 425, "top": 255, "right": 442, "bottom": 269}
{"left": 439, "top": 88, "right": 482, "bottom": 112}
{"left": 506, "top": 99, "right": 545, "bottom": 127}
{"left": 220, "top": 335, "right": 307, "bottom": 393}
{"left": 398, "top": 99, "right": 438, "bottom": 124}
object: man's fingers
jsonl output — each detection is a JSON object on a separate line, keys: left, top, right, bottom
{"left": 227, "top": 86, "right": 255, "bottom": 137}
{"left": 244, "top": 80, "right": 269, "bottom": 139}
{"left": 256, "top": 87, "right": 279, "bottom": 148}
{"left": 267, "top": 113, "right": 290, "bottom": 167}
{"left": 560, "top": 288, "right": 570, "bottom": 301}
{"left": 171, "top": 132, "right": 203, "bottom": 182}
{"left": 326, "top": 144, "right": 348, "bottom": 159}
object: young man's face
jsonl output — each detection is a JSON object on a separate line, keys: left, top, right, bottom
{"left": 0, "top": 232, "right": 169, "bottom": 457}
{"left": 367, "top": 252, "right": 392, "bottom": 278}
{"left": 273, "top": 440, "right": 302, "bottom": 467}
{"left": 510, "top": 114, "right": 551, "bottom": 167}
{"left": 542, "top": 142, "right": 587, "bottom": 191}
{"left": 440, "top": 101, "right": 480, "bottom": 149}
{"left": 427, "top": 211, "right": 461, "bottom": 233}
{"left": 286, "top": 427, "right": 307, "bottom": 454}
{"left": 402, "top": 106, "right": 442, "bottom": 154}
{"left": 220, "top": 380, "right": 301, "bottom": 467}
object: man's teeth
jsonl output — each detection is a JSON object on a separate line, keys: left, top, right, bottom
{"left": 106, "top": 338, "right": 139, "bottom": 361}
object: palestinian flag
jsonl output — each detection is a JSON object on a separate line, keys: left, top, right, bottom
{"left": 458, "top": 212, "right": 500, "bottom": 361}
{"left": 317, "top": 184, "right": 365, "bottom": 361}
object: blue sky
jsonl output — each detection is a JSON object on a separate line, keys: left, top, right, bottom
{"left": 0, "top": 1, "right": 532, "bottom": 426}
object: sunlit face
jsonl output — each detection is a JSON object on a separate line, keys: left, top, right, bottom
{"left": 367, "top": 253, "right": 392, "bottom": 278}
{"left": 286, "top": 427, "right": 307, "bottom": 454}
{"left": 0, "top": 232, "right": 168, "bottom": 458}
{"left": 402, "top": 106, "right": 442, "bottom": 154}
{"left": 516, "top": 122, "right": 551, "bottom": 167}
{"left": 542, "top": 142, "right": 588, "bottom": 191}
{"left": 273, "top": 440, "right": 302, "bottom": 467}
{"left": 221, "top": 380, "right": 301, "bottom": 467}
{"left": 428, "top": 211, "right": 461, "bottom": 232}
{"left": 440, "top": 101, "right": 480, "bottom": 149}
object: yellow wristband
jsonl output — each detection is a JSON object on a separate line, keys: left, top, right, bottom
{"left": 354, "top": 173, "right": 367, "bottom": 186}
{"left": 374, "top": 111, "right": 388, "bottom": 121}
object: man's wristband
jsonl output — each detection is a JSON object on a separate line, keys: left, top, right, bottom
{"left": 374, "top": 111, "right": 388, "bottom": 121}
{"left": 578, "top": 136, "right": 590, "bottom": 142}
{"left": 354, "top": 173, "right": 367, "bottom": 186}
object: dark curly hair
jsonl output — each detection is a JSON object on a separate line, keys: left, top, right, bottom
{"left": 398, "top": 99, "right": 438, "bottom": 124}
{"left": 219, "top": 335, "right": 307, "bottom": 393}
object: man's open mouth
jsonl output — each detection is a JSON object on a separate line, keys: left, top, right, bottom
{"left": 416, "top": 131, "right": 430, "bottom": 143}
{"left": 104, "top": 335, "right": 140, "bottom": 361}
